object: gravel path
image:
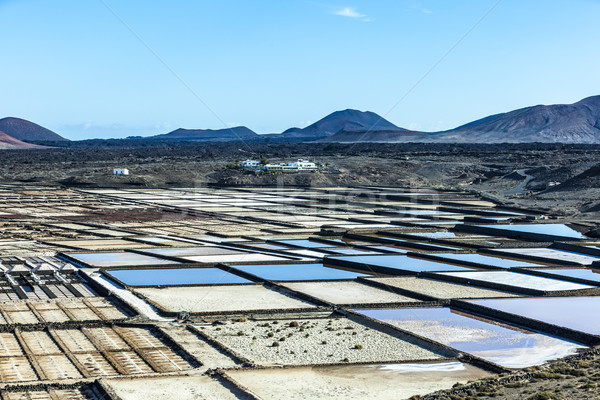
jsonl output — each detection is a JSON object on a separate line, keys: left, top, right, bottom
{"left": 81, "top": 270, "right": 170, "bottom": 321}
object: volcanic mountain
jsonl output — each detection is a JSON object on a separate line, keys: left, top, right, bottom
{"left": 279, "top": 109, "right": 407, "bottom": 139}
{"left": 149, "top": 126, "right": 258, "bottom": 141}
{"left": 0, "top": 117, "right": 67, "bottom": 142}
{"left": 435, "top": 95, "right": 600, "bottom": 143}
{"left": 0, "top": 131, "right": 46, "bottom": 149}
{"left": 321, "top": 96, "right": 600, "bottom": 143}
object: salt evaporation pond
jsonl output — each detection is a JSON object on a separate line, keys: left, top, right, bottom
{"left": 357, "top": 307, "right": 585, "bottom": 368}
{"left": 477, "top": 224, "right": 585, "bottom": 239}
{"left": 326, "top": 248, "right": 382, "bottom": 256}
{"left": 433, "top": 253, "right": 543, "bottom": 268}
{"left": 415, "top": 232, "right": 457, "bottom": 238}
{"left": 107, "top": 267, "right": 251, "bottom": 286}
{"left": 275, "top": 240, "right": 336, "bottom": 248}
{"left": 378, "top": 237, "right": 462, "bottom": 251}
{"left": 143, "top": 247, "right": 242, "bottom": 257}
{"left": 369, "top": 246, "right": 408, "bottom": 253}
{"left": 67, "top": 252, "right": 176, "bottom": 268}
{"left": 466, "top": 296, "right": 600, "bottom": 336}
{"left": 229, "top": 263, "right": 369, "bottom": 281}
{"left": 439, "top": 271, "right": 595, "bottom": 292}
{"left": 226, "top": 361, "right": 491, "bottom": 400}
{"left": 529, "top": 268, "right": 600, "bottom": 285}
{"left": 328, "top": 255, "right": 473, "bottom": 273}
{"left": 493, "top": 248, "right": 600, "bottom": 265}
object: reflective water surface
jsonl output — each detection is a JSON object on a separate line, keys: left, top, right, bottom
{"left": 358, "top": 307, "right": 585, "bottom": 368}
{"left": 230, "top": 263, "right": 369, "bottom": 281}
{"left": 107, "top": 267, "right": 250, "bottom": 286}
{"left": 466, "top": 297, "right": 600, "bottom": 336}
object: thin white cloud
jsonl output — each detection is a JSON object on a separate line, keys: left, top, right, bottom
{"left": 334, "top": 7, "right": 370, "bottom": 21}
{"left": 411, "top": 3, "right": 433, "bottom": 15}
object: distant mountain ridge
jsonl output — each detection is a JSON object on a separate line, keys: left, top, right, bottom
{"left": 0, "top": 117, "right": 67, "bottom": 142}
{"left": 321, "top": 96, "right": 600, "bottom": 143}
{"left": 434, "top": 95, "right": 600, "bottom": 143}
{"left": 3, "top": 95, "right": 600, "bottom": 146}
{"left": 148, "top": 126, "right": 258, "bottom": 141}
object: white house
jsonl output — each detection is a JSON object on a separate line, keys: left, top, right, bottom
{"left": 113, "top": 168, "right": 129, "bottom": 175}
{"left": 263, "top": 163, "right": 296, "bottom": 171}
{"left": 241, "top": 160, "right": 260, "bottom": 168}
{"left": 288, "top": 159, "right": 317, "bottom": 170}
{"left": 263, "top": 159, "right": 318, "bottom": 172}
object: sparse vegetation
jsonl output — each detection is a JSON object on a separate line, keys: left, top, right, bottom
{"left": 421, "top": 349, "right": 600, "bottom": 400}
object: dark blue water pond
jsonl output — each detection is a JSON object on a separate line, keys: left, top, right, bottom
{"left": 275, "top": 240, "right": 335, "bottom": 248}
{"left": 107, "top": 267, "right": 250, "bottom": 286}
{"left": 478, "top": 224, "right": 585, "bottom": 239}
{"left": 329, "top": 255, "right": 473, "bottom": 273}
{"left": 229, "top": 263, "right": 369, "bottom": 281}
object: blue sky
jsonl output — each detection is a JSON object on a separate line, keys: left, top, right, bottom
{"left": 1, "top": 0, "right": 599, "bottom": 139}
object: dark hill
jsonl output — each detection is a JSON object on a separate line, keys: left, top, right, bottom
{"left": 280, "top": 109, "right": 406, "bottom": 139}
{"left": 318, "top": 96, "right": 600, "bottom": 144}
{"left": 0, "top": 117, "right": 67, "bottom": 141}
{"left": 150, "top": 126, "right": 258, "bottom": 141}
{"left": 547, "top": 163, "right": 600, "bottom": 192}
{"left": 433, "top": 95, "right": 600, "bottom": 143}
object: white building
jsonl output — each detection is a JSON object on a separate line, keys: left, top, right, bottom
{"left": 241, "top": 160, "right": 260, "bottom": 168}
{"left": 263, "top": 163, "right": 296, "bottom": 172}
{"left": 113, "top": 168, "right": 129, "bottom": 175}
{"left": 288, "top": 159, "right": 317, "bottom": 170}
{"left": 263, "top": 159, "right": 318, "bottom": 172}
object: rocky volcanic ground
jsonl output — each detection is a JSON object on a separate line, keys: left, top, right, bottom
{"left": 416, "top": 348, "right": 600, "bottom": 400}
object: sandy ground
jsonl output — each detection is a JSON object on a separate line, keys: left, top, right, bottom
{"left": 102, "top": 375, "right": 246, "bottom": 400}
{"left": 226, "top": 362, "right": 491, "bottom": 400}
{"left": 134, "top": 285, "right": 316, "bottom": 313}
{"left": 199, "top": 317, "right": 446, "bottom": 366}
{"left": 281, "top": 281, "right": 421, "bottom": 304}
{"left": 366, "top": 277, "right": 521, "bottom": 299}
